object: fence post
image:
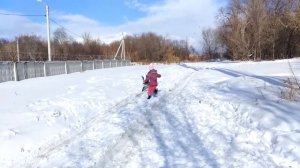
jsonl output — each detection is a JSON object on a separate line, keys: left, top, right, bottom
{"left": 44, "top": 62, "right": 47, "bottom": 77}
{"left": 93, "top": 60, "right": 95, "bottom": 70}
{"left": 110, "top": 60, "right": 112, "bottom": 68}
{"left": 13, "top": 62, "right": 18, "bottom": 81}
{"left": 81, "top": 61, "right": 83, "bottom": 72}
{"left": 102, "top": 61, "right": 104, "bottom": 69}
{"left": 33, "top": 62, "right": 37, "bottom": 78}
{"left": 65, "top": 61, "right": 68, "bottom": 74}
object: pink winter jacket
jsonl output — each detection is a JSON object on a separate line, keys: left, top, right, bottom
{"left": 144, "top": 69, "right": 161, "bottom": 86}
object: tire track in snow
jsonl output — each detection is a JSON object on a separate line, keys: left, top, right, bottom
{"left": 94, "top": 71, "right": 209, "bottom": 168}
{"left": 93, "top": 69, "right": 198, "bottom": 167}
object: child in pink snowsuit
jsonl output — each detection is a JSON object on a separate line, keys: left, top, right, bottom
{"left": 144, "top": 63, "right": 161, "bottom": 99}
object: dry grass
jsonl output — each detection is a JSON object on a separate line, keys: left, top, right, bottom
{"left": 281, "top": 77, "right": 299, "bottom": 101}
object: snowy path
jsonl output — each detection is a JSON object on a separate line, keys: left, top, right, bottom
{"left": 95, "top": 71, "right": 207, "bottom": 168}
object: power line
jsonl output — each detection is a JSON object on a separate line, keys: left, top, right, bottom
{"left": 0, "top": 12, "right": 44, "bottom": 17}
{"left": 50, "top": 18, "right": 82, "bottom": 39}
{"left": 0, "top": 11, "right": 83, "bottom": 40}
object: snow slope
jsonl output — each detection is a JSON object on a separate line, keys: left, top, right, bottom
{"left": 0, "top": 59, "right": 299, "bottom": 167}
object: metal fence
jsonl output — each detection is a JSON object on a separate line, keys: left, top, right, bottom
{"left": 0, "top": 60, "right": 131, "bottom": 83}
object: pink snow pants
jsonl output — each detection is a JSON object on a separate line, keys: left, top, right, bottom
{"left": 148, "top": 85, "right": 157, "bottom": 97}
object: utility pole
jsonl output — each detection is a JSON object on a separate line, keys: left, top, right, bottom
{"left": 114, "top": 33, "right": 126, "bottom": 60}
{"left": 122, "top": 39, "right": 126, "bottom": 60}
{"left": 46, "top": 5, "right": 52, "bottom": 61}
{"left": 121, "top": 32, "right": 125, "bottom": 60}
{"left": 114, "top": 39, "right": 126, "bottom": 60}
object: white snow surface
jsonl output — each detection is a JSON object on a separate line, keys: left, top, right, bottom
{"left": 0, "top": 59, "right": 300, "bottom": 168}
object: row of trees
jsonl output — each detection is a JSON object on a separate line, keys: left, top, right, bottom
{"left": 202, "top": 0, "right": 300, "bottom": 60}
{"left": 0, "top": 28, "right": 197, "bottom": 63}
{"left": 4, "top": 0, "right": 298, "bottom": 62}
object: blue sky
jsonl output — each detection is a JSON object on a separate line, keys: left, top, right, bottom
{"left": 1, "top": 0, "right": 154, "bottom": 25}
{"left": 0, "top": 0, "right": 227, "bottom": 49}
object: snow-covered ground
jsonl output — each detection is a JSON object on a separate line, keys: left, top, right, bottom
{"left": 0, "top": 59, "right": 299, "bottom": 167}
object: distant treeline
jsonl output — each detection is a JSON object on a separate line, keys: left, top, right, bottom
{"left": 0, "top": 29, "right": 198, "bottom": 63}
{"left": 202, "top": 0, "right": 300, "bottom": 60}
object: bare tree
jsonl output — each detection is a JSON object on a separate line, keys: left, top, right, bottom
{"left": 245, "top": 0, "right": 268, "bottom": 60}
{"left": 216, "top": 0, "right": 300, "bottom": 60}
{"left": 53, "top": 27, "right": 74, "bottom": 60}
{"left": 16, "top": 35, "right": 46, "bottom": 61}
{"left": 202, "top": 28, "right": 219, "bottom": 59}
